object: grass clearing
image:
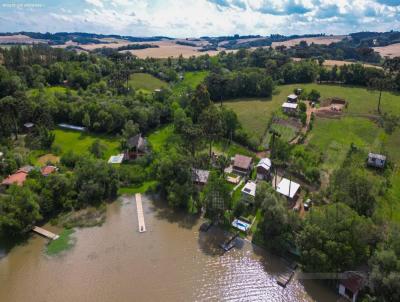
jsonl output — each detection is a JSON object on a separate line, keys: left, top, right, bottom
{"left": 128, "top": 73, "right": 168, "bottom": 92}
{"left": 118, "top": 180, "right": 158, "bottom": 195}
{"left": 46, "top": 228, "right": 75, "bottom": 256}
{"left": 52, "top": 129, "right": 120, "bottom": 159}
{"left": 172, "top": 71, "right": 209, "bottom": 95}
{"left": 148, "top": 125, "right": 175, "bottom": 153}
{"left": 37, "top": 153, "right": 60, "bottom": 165}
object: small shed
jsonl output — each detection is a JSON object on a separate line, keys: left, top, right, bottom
{"left": 232, "top": 154, "right": 253, "bottom": 176}
{"left": 339, "top": 273, "right": 364, "bottom": 302}
{"left": 282, "top": 102, "right": 298, "bottom": 114}
{"left": 276, "top": 178, "right": 300, "bottom": 200}
{"left": 256, "top": 158, "right": 272, "bottom": 180}
{"left": 287, "top": 94, "right": 298, "bottom": 103}
{"left": 192, "top": 169, "right": 210, "bottom": 186}
{"left": 241, "top": 181, "right": 256, "bottom": 203}
{"left": 367, "top": 153, "right": 386, "bottom": 169}
{"left": 108, "top": 154, "right": 125, "bottom": 164}
{"left": 295, "top": 88, "right": 303, "bottom": 96}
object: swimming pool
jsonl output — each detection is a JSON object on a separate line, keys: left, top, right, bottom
{"left": 232, "top": 219, "right": 251, "bottom": 232}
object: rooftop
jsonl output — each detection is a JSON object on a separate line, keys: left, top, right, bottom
{"left": 282, "top": 102, "right": 298, "bottom": 109}
{"left": 341, "top": 273, "right": 364, "bottom": 293}
{"left": 192, "top": 169, "right": 210, "bottom": 184}
{"left": 276, "top": 178, "right": 300, "bottom": 198}
{"left": 233, "top": 154, "right": 253, "bottom": 170}
{"left": 257, "top": 158, "right": 272, "bottom": 171}
{"left": 41, "top": 165, "right": 57, "bottom": 176}
{"left": 368, "top": 153, "right": 386, "bottom": 161}
{"left": 288, "top": 94, "right": 298, "bottom": 100}
{"left": 1, "top": 170, "right": 28, "bottom": 186}
{"left": 241, "top": 181, "right": 256, "bottom": 197}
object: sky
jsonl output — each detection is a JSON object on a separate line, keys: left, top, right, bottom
{"left": 0, "top": 0, "right": 399, "bottom": 37}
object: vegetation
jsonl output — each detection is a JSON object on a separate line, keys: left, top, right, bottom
{"left": 46, "top": 228, "right": 75, "bottom": 256}
{"left": 128, "top": 72, "right": 168, "bottom": 92}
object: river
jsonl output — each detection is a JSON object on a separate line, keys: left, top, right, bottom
{"left": 0, "top": 195, "right": 339, "bottom": 302}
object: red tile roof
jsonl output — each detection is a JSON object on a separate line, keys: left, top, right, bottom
{"left": 1, "top": 171, "right": 28, "bottom": 186}
{"left": 341, "top": 274, "right": 364, "bottom": 293}
{"left": 40, "top": 166, "right": 57, "bottom": 176}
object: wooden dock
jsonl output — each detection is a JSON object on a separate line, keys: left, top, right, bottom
{"left": 32, "top": 226, "right": 59, "bottom": 240}
{"left": 276, "top": 270, "right": 295, "bottom": 287}
{"left": 135, "top": 193, "right": 146, "bottom": 233}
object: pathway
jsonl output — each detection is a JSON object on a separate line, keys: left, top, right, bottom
{"left": 135, "top": 193, "right": 146, "bottom": 233}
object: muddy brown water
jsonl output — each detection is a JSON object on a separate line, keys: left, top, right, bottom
{"left": 0, "top": 195, "right": 339, "bottom": 302}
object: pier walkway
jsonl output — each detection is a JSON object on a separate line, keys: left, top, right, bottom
{"left": 32, "top": 226, "right": 59, "bottom": 240}
{"left": 135, "top": 193, "right": 146, "bottom": 232}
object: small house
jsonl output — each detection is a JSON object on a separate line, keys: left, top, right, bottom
{"left": 241, "top": 181, "right": 256, "bottom": 203}
{"left": 287, "top": 94, "right": 298, "bottom": 103}
{"left": 295, "top": 88, "right": 303, "bottom": 96}
{"left": 276, "top": 178, "right": 300, "bottom": 200}
{"left": 125, "top": 133, "right": 147, "bottom": 159}
{"left": 192, "top": 169, "right": 210, "bottom": 186}
{"left": 282, "top": 102, "right": 298, "bottom": 114}
{"left": 232, "top": 154, "right": 253, "bottom": 176}
{"left": 256, "top": 158, "right": 272, "bottom": 180}
{"left": 367, "top": 153, "right": 386, "bottom": 169}
{"left": 40, "top": 165, "right": 57, "bottom": 176}
{"left": 339, "top": 273, "right": 364, "bottom": 302}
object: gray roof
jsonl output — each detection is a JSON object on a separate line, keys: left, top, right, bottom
{"left": 127, "top": 134, "right": 146, "bottom": 151}
{"left": 368, "top": 153, "right": 386, "bottom": 161}
{"left": 192, "top": 169, "right": 210, "bottom": 184}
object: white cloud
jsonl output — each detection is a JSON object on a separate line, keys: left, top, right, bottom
{"left": 0, "top": 0, "right": 399, "bottom": 36}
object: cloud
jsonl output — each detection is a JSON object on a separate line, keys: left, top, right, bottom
{"left": 85, "top": 0, "right": 104, "bottom": 8}
{"left": 0, "top": 0, "right": 399, "bottom": 37}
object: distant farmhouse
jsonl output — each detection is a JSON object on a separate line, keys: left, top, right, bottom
{"left": 287, "top": 94, "right": 298, "bottom": 103}
{"left": 276, "top": 178, "right": 300, "bottom": 200}
{"left": 125, "top": 133, "right": 147, "bottom": 160}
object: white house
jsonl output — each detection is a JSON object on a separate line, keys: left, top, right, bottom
{"left": 241, "top": 181, "right": 256, "bottom": 203}
{"left": 282, "top": 102, "right": 298, "bottom": 114}
{"left": 256, "top": 158, "right": 272, "bottom": 180}
{"left": 276, "top": 178, "right": 300, "bottom": 200}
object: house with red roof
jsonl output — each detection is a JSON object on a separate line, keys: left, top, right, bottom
{"left": 40, "top": 165, "right": 57, "bottom": 176}
{"left": 1, "top": 170, "right": 29, "bottom": 187}
{"left": 339, "top": 273, "right": 364, "bottom": 302}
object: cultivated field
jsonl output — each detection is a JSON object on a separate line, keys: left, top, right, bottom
{"left": 0, "top": 34, "right": 46, "bottom": 44}
{"left": 271, "top": 35, "right": 346, "bottom": 48}
{"left": 373, "top": 43, "right": 400, "bottom": 58}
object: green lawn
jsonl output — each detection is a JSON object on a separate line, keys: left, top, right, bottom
{"left": 118, "top": 180, "right": 158, "bottom": 195}
{"left": 27, "top": 86, "right": 76, "bottom": 99}
{"left": 147, "top": 125, "right": 175, "bottom": 153}
{"left": 307, "top": 116, "right": 384, "bottom": 172}
{"left": 52, "top": 129, "right": 120, "bottom": 159}
{"left": 224, "top": 84, "right": 400, "bottom": 143}
{"left": 128, "top": 73, "right": 168, "bottom": 92}
{"left": 46, "top": 228, "right": 75, "bottom": 256}
{"left": 172, "top": 71, "right": 209, "bottom": 95}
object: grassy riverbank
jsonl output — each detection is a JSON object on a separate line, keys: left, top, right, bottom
{"left": 46, "top": 228, "right": 75, "bottom": 256}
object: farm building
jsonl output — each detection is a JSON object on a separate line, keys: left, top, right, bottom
{"left": 192, "top": 169, "right": 210, "bottom": 186}
{"left": 276, "top": 178, "right": 300, "bottom": 200}
{"left": 256, "top": 158, "right": 272, "bottom": 180}
{"left": 232, "top": 154, "right": 253, "bottom": 176}
{"left": 125, "top": 133, "right": 147, "bottom": 159}
{"left": 338, "top": 273, "right": 364, "bottom": 302}
{"left": 287, "top": 94, "right": 298, "bottom": 103}
{"left": 241, "top": 181, "right": 256, "bottom": 203}
{"left": 295, "top": 88, "right": 302, "bottom": 95}
{"left": 1, "top": 166, "right": 33, "bottom": 187}
{"left": 40, "top": 165, "right": 58, "bottom": 176}
{"left": 58, "top": 123, "right": 86, "bottom": 131}
{"left": 282, "top": 102, "right": 298, "bottom": 114}
{"left": 367, "top": 153, "right": 386, "bottom": 168}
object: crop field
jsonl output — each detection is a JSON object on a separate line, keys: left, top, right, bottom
{"left": 128, "top": 73, "right": 168, "bottom": 92}
{"left": 52, "top": 129, "right": 120, "bottom": 159}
